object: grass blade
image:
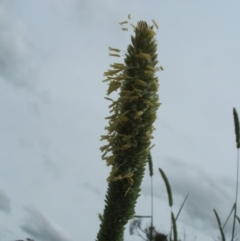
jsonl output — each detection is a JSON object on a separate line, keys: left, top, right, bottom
{"left": 222, "top": 203, "right": 236, "bottom": 229}
{"left": 159, "top": 168, "right": 173, "bottom": 207}
{"left": 175, "top": 193, "right": 189, "bottom": 221}
{"left": 213, "top": 209, "right": 226, "bottom": 241}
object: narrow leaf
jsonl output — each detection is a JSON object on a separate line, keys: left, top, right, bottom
{"left": 222, "top": 203, "right": 236, "bottom": 229}
{"left": 175, "top": 193, "right": 189, "bottom": 221}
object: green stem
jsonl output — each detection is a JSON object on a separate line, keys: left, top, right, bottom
{"left": 231, "top": 108, "right": 240, "bottom": 241}
{"left": 231, "top": 149, "right": 239, "bottom": 241}
{"left": 148, "top": 175, "right": 154, "bottom": 241}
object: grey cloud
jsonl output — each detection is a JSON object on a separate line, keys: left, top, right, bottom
{"left": 0, "top": 4, "right": 37, "bottom": 88}
{"left": 40, "top": 153, "right": 60, "bottom": 178}
{"left": 0, "top": 189, "right": 11, "bottom": 214}
{"left": 20, "top": 206, "right": 71, "bottom": 241}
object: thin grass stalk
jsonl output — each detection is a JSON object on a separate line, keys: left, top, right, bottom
{"left": 175, "top": 193, "right": 189, "bottom": 222}
{"left": 171, "top": 211, "right": 178, "bottom": 241}
{"left": 231, "top": 108, "right": 240, "bottom": 241}
{"left": 231, "top": 150, "right": 239, "bottom": 241}
{"left": 222, "top": 203, "right": 235, "bottom": 229}
{"left": 148, "top": 153, "right": 154, "bottom": 240}
{"left": 159, "top": 168, "right": 175, "bottom": 241}
{"left": 150, "top": 175, "right": 154, "bottom": 241}
{"left": 214, "top": 209, "right": 226, "bottom": 241}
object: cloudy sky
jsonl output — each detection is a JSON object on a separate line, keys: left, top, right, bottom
{"left": 1, "top": 1, "right": 240, "bottom": 241}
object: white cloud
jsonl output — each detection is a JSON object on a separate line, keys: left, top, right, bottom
{"left": 0, "top": 189, "right": 11, "bottom": 214}
{"left": 20, "top": 206, "right": 71, "bottom": 241}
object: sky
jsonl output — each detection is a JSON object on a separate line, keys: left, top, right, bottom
{"left": 1, "top": 1, "right": 240, "bottom": 241}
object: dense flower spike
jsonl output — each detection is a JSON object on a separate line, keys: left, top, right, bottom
{"left": 97, "top": 20, "right": 162, "bottom": 241}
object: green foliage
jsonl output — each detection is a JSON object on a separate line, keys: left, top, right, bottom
{"left": 97, "top": 18, "right": 161, "bottom": 241}
{"left": 97, "top": 16, "right": 240, "bottom": 241}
